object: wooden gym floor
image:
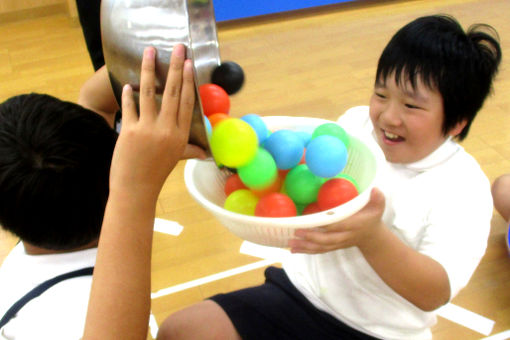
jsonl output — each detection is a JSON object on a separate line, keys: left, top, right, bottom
{"left": 0, "top": 0, "right": 509, "bottom": 338}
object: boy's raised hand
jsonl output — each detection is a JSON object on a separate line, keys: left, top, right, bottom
{"left": 84, "top": 45, "right": 198, "bottom": 340}
{"left": 109, "top": 44, "right": 199, "bottom": 198}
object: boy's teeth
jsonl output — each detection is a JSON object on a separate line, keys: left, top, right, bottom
{"left": 384, "top": 131, "right": 399, "bottom": 140}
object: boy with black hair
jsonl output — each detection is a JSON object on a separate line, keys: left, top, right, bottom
{"left": 0, "top": 93, "right": 118, "bottom": 339}
{"left": 0, "top": 42, "right": 205, "bottom": 338}
{"left": 157, "top": 14, "right": 502, "bottom": 340}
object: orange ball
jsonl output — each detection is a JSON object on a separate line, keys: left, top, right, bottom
{"left": 208, "top": 113, "right": 230, "bottom": 127}
{"left": 251, "top": 175, "right": 283, "bottom": 198}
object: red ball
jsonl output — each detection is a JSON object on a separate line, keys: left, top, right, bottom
{"left": 302, "top": 202, "right": 322, "bottom": 215}
{"left": 255, "top": 193, "right": 297, "bottom": 217}
{"left": 317, "top": 178, "right": 358, "bottom": 210}
{"left": 224, "top": 174, "right": 247, "bottom": 196}
{"left": 199, "top": 83, "right": 230, "bottom": 117}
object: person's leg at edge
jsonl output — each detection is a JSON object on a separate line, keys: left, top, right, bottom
{"left": 492, "top": 174, "right": 510, "bottom": 222}
{"left": 156, "top": 300, "right": 241, "bottom": 340}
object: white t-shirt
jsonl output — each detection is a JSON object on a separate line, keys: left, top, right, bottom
{"left": 0, "top": 243, "right": 97, "bottom": 340}
{"left": 283, "top": 106, "right": 493, "bottom": 340}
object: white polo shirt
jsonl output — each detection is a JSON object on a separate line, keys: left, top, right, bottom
{"left": 0, "top": 243, "right": 96, "bottom": 340}
{"left": 283, "top": 106, "right": 493, "bottom": 340}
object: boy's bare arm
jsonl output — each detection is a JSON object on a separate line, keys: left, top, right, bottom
{"left": 289, "top": 188, "right": 450, "bottom": 311}
{"left": 83, "top": 44, "right": 195, "bottom": 340}
{"left": 78, "top": 66, "right": 120, "bottom": 127}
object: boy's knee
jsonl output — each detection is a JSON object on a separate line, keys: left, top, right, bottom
{"left": 156, "top": 300, "right": 240, "bottom": 340}
{"left": 156, "top": 315, "right": 176, "bottom": 340}
{"left": 492, "top": 174, "right": 510, "bottom": 221}
{"left": 156, "top": 302, "right": 212, "bottom": 340}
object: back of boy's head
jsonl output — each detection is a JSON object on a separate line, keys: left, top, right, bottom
{"left": 376, "top": 15, "right": 502, "bottom": 140}
{"left": 0, "top": 93, "right": 118, "bottom": 250}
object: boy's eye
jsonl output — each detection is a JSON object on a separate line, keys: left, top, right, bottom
{"left": 375, "top": 92, "right": 386, "bottom": 99}
{"left": 405, "top": 103, "right": 420, "bottom": 109}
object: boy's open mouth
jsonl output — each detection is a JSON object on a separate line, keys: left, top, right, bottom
{"left": 382, "top": 129, "right": 405, "bottom": 142}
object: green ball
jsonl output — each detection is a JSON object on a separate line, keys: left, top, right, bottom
{"left": 210, "top": 118, "right": 258, "bottom": 168}
{"left": 224, "top": 189, "right": 259, "bottom": 215}
{"left": 284, "top": 164, "right": 323, "bottom": 205}
{"left": 312, "top": 123, "right": 350, "bottom": 148}
{"left": 295, "top": 203, "right": 306, "bottom": 216}
{"left": 238, "top": 148, "right": 277, "bottom": 190}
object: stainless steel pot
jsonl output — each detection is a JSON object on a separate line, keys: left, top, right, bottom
{"left": 101, "top": 0, "right": 219, "bottom": 155}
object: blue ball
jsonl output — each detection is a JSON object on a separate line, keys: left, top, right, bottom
{"left": 203, "top": 115, "right": 212, "bottom": 137}
{"left": 295, "top": 131, "right": 312, "bottom": 147}
{"left": 305, "top": 135, "right": 348, "bottom": 178}
{"left": 241, "top": 114, "right": 269, "bottom": 145}
{"left": 264, "top": 129, "right": 304, "bottom": 170}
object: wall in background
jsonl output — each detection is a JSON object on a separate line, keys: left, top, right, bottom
{"left": 213, "top": 0, "right": 355, "bottom": 21}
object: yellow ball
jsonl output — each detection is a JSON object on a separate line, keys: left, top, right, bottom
{"left": 224, "top": 189, "right": 259, "bottom": 215}
{"left": 210, "top": 119, "right": 258, "bottom": 168}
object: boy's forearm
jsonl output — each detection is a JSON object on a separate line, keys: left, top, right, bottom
{"left": 83, "top": 189, "right": 156, "bottom": 340}
{"left": 358, "top": 226, "right": 451, "bottom": 311}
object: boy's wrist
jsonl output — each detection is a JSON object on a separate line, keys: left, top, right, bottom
{"left": 108, "top": 185, "right": 160, "bottom": 212}
{"left": 357, "top": 221, "right": 389, "bottom": 255}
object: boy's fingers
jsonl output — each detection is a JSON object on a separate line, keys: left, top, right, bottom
{"left": 160, "top": 44, "right": 185, "bottom": 124}
{"left": 139, "top": 46, "right": 158, "bottom": 120}
{"left": 177, "top": 59, "right": 195, "bottom": 129}
{"left": 121, "top": 84, "right": 138, "bottom": 125}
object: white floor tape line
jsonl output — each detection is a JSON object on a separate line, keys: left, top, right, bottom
{"left": 480, "top": 330, "right": 510, "bottom": 340}
{"left": 153, "top": 218, "right": 183, "bottom": 236}
{"left": 433, "top": 300, "right": 495, "bottom": 336}
{"left": 239, "top": 241, "right": 290, "bottom": 260}
{"left": 149, "top": 313, "right": 159, "bottom": 339}
{"left": 151, "top": 258, "right": 277, "bottom": 299}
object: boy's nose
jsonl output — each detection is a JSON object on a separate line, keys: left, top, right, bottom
{"left": 381, "top": 102, "right": 402, "bottom": 126}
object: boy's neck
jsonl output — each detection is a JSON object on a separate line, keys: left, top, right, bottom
{"left": 22, "top": 239, "right": 99, "bottom": 255}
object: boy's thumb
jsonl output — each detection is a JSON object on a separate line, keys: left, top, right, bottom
{"left": 366, "top": 187, "right": 385, "bottom": 212}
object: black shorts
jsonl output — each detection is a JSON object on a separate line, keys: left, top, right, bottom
{"left": 209, "top": 266, "right": 381, "bottom": 340}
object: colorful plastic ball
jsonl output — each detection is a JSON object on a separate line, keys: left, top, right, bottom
{"left": 305, "top": 135, "right": 348, "bottom": 178}
{"left": 334, "top": 173, "right": 360, "bottom": 192}
{"left": 199, "top": 83, "right": 230, "bottom": 117}
{"left": 284, "top": 164, "right": 323, "bottom": 205}
{"left": 238, "top": 148, "right": 277, "bottom": 190}
{"left": 211, "top": 61, "right": 245, "bottom": 95}
{"left": 203, "top": 115, "right": 212, "bottom": 136}
{"left": 317, "top": 178, "right": 358, "bottom": 211}
{"left": 241, "top": 114, "right": 269, "bottom": 145}
{"left": 224, "top": 174, "right": 248, "bottom": 196}
{"left": 251, "top": 174, "right": 282, "bottom": 198}
{"left": 312, "top": 123, "right": 350, "bottom": 147}
{"left": 208, "top": 113, "right": 230, "bottom": 127}
{"left": 302, "top": 202, "right": 322, "bottom": 215}
{"left": 278, "top": 169, "right": 290, "bottom": 180}
{"left": 295, "top": 131, "right": 312, "bottom": 147}
{"left": 264, "top": 129, "right": 304, "bottom": 170}
{"left": 224, "top": 189, "right": 259, "bottom": 215}
{"left": 210, "top": 119, "right": 258, "bottom": 168}
{"left": 295, "top": 203, "right": 306, "bottom": 216}
{"left": 255, "top": 193, "right": 297, "bottom": 217}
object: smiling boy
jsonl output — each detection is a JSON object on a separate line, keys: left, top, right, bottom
{"left": 157, "top": 15, "right": 502, "bottom": 340}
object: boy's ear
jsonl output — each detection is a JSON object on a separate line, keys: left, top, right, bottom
{"left": 449, "top": 120, "right": 468, "bottom": 137}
